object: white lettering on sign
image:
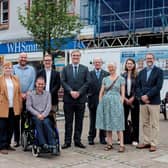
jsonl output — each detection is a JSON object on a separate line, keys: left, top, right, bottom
{"left": 7, "top": 42, "right": 39, "bottom": 53}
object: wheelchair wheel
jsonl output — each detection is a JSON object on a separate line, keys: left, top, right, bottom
{"left": 21, "top": 132, "right": 28, "bottom": 151}
{"left": 32, "top": 145, "right": 40, "bottom": 157}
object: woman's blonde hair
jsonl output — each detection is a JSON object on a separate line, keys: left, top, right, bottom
{"left": 3, "top": 61, "right": 13, "bottom": 68}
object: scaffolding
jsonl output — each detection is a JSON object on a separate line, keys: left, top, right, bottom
{"left": 80, "top": 0, "right": 168, "bottom": 48}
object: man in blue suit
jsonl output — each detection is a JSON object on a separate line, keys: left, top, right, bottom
{"left": 87, "top": 58, "right": 109, "bottom": 145}
{"left": 136, "top": 53, "right": 163, "bottom": 152}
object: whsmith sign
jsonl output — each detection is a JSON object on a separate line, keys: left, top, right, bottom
{"left": 0, "top": 41, "right": 41, "bottom": 54}
{"left": 0, "top": 39, "right": 85, "bottom": 54}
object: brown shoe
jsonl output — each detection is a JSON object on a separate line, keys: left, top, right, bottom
{"left": 149, "top": 146, "right": 156, "bottom": 152}
{"left": 136, "top": 144, "right": 151, "bottom": 149}
{"left": 0, "top": 149, "right": 8, "bottom": 154}
{"left": 118, "top": 146, "right": 125, "bottom": 153}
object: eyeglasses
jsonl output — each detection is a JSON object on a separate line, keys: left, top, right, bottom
{"left": 72, "top": 55, "right": 80, "bottom": 57}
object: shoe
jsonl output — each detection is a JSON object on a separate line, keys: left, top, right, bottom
{"left": 136, "top": 143, "right": 151, "bottom": 149}
{"left": 75, "top": 142, "right": 86, "bottom": 148}
{"left": 132, "top": 141, "right": 138, "bottom": 146}
{"left": 8, "top": 146, "right": 16, "bottom": 151}
{"left": 14, "top": 142, "right": 20, "bottom": 148}
{"left": 0, "top": 149, "right": 8, "bottom": 154}
{"left": 104, "top": 144, "right": 113, "bottom": 151}
{"left": 149, "top": 146, "right": 156, "bottom": 152}
{"left": 61, "top": 143, "right": 71, "bottom": 149}
{"left": 88, "top": 140, "right": 94, "bottom": 145}
{"left": 118, "top": 146, "right": 125, "bottom": 153}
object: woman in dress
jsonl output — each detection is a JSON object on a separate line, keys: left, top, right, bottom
{"left": 0, "top": 61, "right": 22, "bottom": 154}
{"left": 96, "top": 62, "right": 125, "bottom": 152}
{"left": 122, "top": 58, "right": 139, "bottom": 146}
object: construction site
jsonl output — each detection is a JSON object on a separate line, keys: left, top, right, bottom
{"left": 79, "top": 0, "right": 168, "bottom": 48}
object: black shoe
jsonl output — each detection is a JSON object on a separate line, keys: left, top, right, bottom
{"left": 8, "top": 146, "right": 16, "bottom": 151}
{"left": 75, "top": 142, "right": 86, "bottom": 148}
{"left": 61, "top": 143, "right": 71, "bottom": 149}
{"left": 100, "top": 140, "right": 107, "bottom": 145}
{"left": 88, "top": 140, "right": 94, "bottom": 145}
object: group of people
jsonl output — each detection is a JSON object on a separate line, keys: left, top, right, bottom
{"left": 0, "top": 50, "right": 163, "bottom": 155}
{"left": 0, "top": 52, "right": 60, "bottom": 154}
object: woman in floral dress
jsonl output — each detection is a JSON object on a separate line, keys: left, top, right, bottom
{"left": 96, "top": 62, "right": 125, "bottom": 152}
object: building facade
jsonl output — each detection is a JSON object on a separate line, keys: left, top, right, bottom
{"left": 0, "top": 0, "right": 81, "bottom": 63}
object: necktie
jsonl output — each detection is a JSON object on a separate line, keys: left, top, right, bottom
{"left": 74, "top": 66, "right": 78, "bottom": 79}
{"left": 96, "top": 70, "right": 100, "bottom": 79}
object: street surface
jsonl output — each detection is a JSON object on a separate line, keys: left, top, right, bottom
{"left": 0, "top": 109, "right": 168, "bottom": 168}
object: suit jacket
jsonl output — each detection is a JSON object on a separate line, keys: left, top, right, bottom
{"left": 0, "top": 75, "right": 22, "bottom": 118}
{"left": 61, "top": 64, "right": 90, "bottom": 104}
{"left": 88, "top": 69, "right": 109, "bottom": 105}
{"left": 136, "top": 66, "right": 163, "bottom": 105}
{"left": 36, "top": 69, "right": 60, "bottom": 105}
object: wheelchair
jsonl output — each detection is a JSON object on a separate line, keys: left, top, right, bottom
{"left": 160, "top": 100, "right": 167, "bottom": 120}
{"left": 21, "top": 110, "right": 61, "bottom": 157}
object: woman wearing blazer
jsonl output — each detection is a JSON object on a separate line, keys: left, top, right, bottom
{"left": 0, "top": 61, "right": 22, "bottom": 154}
{"left": 122, "top": 58, "right": 139, "bottom": 146}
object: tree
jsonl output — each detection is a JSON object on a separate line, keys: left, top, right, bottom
{"left": 18, "top": 0, "right": 81, "bottom": 55}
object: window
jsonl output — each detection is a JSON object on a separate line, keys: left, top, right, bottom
{"left": 0, "top": 0, "right": 9, "bottom": 29}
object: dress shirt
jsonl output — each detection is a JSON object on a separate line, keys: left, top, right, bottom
{"left": 95, "top": 69, "right": 101, "bottom": 79}
{"left": 45, "top": 68, "right": 51, "bottom": 91}
{"left": 13, "top": 64, "right": 36, "bottom": 93}
{"left": 73, "top": 64, "right": 79, "bottom": 78}
{"left": 146, "top": 65, "right": 154, "bottom": 81}
{"left": 127, "top": 78, "right": 131, "bottom": 96}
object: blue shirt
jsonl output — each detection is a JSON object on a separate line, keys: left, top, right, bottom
{"left": 13, "top": 64, "right": 36, "bottom": 93}
{"left": 146, "top": 65, "right": 154, "bottom": 81}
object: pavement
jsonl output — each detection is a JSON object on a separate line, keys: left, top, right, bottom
{"left": 0, "top": 109, "right": 168, "bottom": 168}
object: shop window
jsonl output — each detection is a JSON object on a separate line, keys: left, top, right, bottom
{"left": 0, "top": 0, "right": 9, "bottom": 29}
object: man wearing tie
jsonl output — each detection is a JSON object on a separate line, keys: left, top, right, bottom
{"left": 87, "top": 57, "right": 109, "bottom": 145}
{"left": 61, "top": 50, "right": 90, "bottom": 149}
{"left": 136, "top": 53, "right": 163, "bottom": 152}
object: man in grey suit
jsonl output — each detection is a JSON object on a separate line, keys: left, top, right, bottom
{"left": 61, "top": 50, "right": 90, "bottom": 149}
{"left": 88, "top": 57, "right": 109, "bottom": 145}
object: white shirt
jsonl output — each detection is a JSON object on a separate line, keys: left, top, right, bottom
{"left": 45, "top": 69, "right": 51, "bottom": 91}
{"left": 127, "top": 78, "right": 131, "bottom": 96}
{"left": 5, "top": 78, "right": 14, "bottom": 107}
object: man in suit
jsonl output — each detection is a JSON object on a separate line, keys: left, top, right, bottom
{"left": 61, "top": 50, "right": 90, "bottom": 149}
{"left": 87, "top": 57, "right": 109, "bottom": 145}
{"left": 136, "top": 53, "right": 163, "bottom": 152}
{"left": 36, "top": 53, "right": 61, "bottom": 115}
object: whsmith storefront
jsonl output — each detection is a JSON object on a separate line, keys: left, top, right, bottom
{"left": 0, "top": 39, "right": 85, "bottom": 72}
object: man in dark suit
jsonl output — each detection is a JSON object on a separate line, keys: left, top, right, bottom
{"left": 36, "top": 53, "right": 60, "bottom": 114}
{"left": 136, "top": 53, "right": 163, "bottom": 152}
{"left": 87, "top": 57, "right": 109, "bottom": 145}
{"left": 61, "top": 50, "right": 90, "bottom": 149}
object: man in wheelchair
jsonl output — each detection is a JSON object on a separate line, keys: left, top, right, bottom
{"left": 26, "top": 76, "right": 58, "bottom": 155}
